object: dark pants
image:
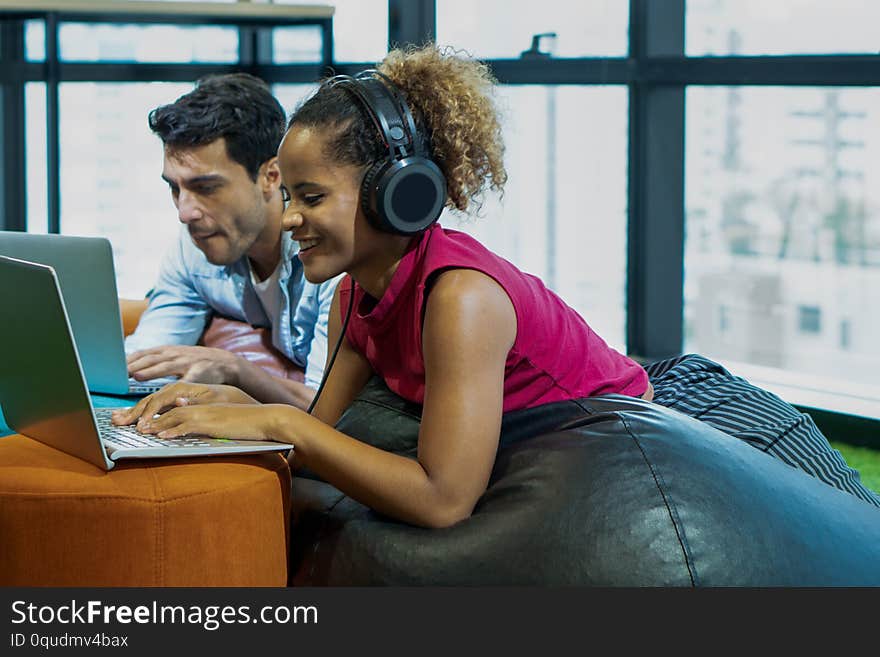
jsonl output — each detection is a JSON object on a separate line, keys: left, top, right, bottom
{"left": 645, "top": 354, "right": 880, "bottom": 507}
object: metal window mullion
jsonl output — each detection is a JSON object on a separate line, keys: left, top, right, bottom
{"left": 627, "top": 87, "right": 685, "bottom": 361}
{"left": 1, "top": 18, "right": 26, "bottom": 231}
{"left": 644, "top": 55, "right": 880, "bottom": 86}
{"left": 45, "top": 11, "right": 60, "bottom": 235}
{"left": 388, "top": 0, "right": 435, "bottom": 50}
{"left": 486, "top": 58, "right": 630, "bottom": 85}
{"left": 320, "top": 17, "right": 333, "bottom": 71}
{"left": 238, "top": 25, "right": 257, "bottom": 68}
{"left": 626, "top": 0, "right": 685, "bottom": 362}
{"left": 238, "top": 24, "right": 273, "bottom": 70}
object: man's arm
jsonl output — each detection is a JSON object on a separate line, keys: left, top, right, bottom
{"left": 125, "top": 228, "right": 258, "bottom": 386}
{"left": 219, "top": 359, "right": 317, "bottom": 408}
{"left": 225, "top": 274, "right": 345, "bottom": 410}
{"left": 125, "top": 228, "right": 212, "bottom": 354}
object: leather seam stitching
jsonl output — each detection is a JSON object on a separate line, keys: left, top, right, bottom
{"left": 618, "top": 412, "right": 699, "bottom": 587}
{"left": 307, "top": 491, "right": 348, "bottom": 583}
{"left": 146, "top": 468, "right": 163, "bottom": 586}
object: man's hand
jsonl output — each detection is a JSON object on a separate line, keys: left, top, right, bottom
{"left": 127, "top": 345, "right": 246, "bottom": 385}
{"left": 111, "top": 381, "right": 259, "bottom": 431}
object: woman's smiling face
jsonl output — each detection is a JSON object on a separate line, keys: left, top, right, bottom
{"left": 279, "top": 123, "right": 418, "bottom": 301}
{"left": 278, "top": 124, "right": 372, "bottom": 284}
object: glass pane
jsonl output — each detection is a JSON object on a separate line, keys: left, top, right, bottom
{"left": 25, "top": 19, "right": 44, "bottom": 62}
{"left": 442, "top": 86, "right": 628, "bottom": 351}
{"left": 58, "top": 83, "right": 193, "bottom": 298}
{"left": 687, "top": 0, "right": 880, "bottom": 55}
{"left": 685, "top": 87, "right": 880, "bottom": 407}
{"left": 272, "top": 25, "right": 323, "bottom": 64}
{"left": 25, "top": 83, "right": 48, "bottom": 235}
{"left": 59, "top": 23, "right": 237, "bottom": 63}
{"left": 437, "top": 0, "right": 628, "bottom": 59}
{"left": 273, "top": 83, "right": 319, "bottom": 122}
{"left": 275, "top": 0, "right": 387, "bottom": 63}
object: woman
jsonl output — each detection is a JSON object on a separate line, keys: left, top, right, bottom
{"left": 113, "top": 45, "right": 654, "bottom": 528}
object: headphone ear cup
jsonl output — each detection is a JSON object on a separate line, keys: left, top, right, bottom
{"left": 360, "top": 160, "right": 392, "bottom": 232}
{"left": 366, "top": 157, "right": 447, "bottom": 235}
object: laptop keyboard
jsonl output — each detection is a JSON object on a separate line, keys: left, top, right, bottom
{"left": 94, "top": 409, "right": 215, "bottom": 449}
{"left": 127, "top": 376, "right": 178, "bottom": 395}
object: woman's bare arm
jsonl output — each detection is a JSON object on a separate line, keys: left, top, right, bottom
{"left": 136, "top": 270, "right": 516, "bottom": 529}
{"left": 276, "top": 269, "right": 516, "bottom": 527}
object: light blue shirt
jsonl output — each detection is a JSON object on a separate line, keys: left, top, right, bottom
{"left": 125, "top": 226, "right": 338, "bottom": 389}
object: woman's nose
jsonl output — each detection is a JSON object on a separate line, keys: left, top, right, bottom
{"left": 281, "top": 208, "right": 303, "bottom": 233}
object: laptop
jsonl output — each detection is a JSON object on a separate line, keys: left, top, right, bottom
{"left": 0, "top": 231, "right": 174, "bottom": 395}
{"left": 0, "top": 255, "right": 291, "bottom": 470}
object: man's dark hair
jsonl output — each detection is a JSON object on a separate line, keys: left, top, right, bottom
{"left": 148, "top": 73, "right": 286, "bottom": 181}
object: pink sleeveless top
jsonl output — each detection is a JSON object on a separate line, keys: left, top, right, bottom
{"left": 339, "top": 223, "right": 648, "bottom": 412}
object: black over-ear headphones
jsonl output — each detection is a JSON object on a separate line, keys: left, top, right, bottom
{"left": 326, "top": 70, "right": 447, "bottom": 236}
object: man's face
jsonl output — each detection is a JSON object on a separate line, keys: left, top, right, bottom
{"left": 161, "top": 139, "right": 268, "bottom": 266}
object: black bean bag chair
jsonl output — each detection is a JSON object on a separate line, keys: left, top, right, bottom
{"left": 289, "top": 378, "right": 880, "bottom": 586}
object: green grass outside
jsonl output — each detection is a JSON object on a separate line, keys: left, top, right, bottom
{"left": 832, "top": 442, "right": 880, "bottom": 494}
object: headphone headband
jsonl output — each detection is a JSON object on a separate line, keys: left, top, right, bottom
{"left": 325, "top": 71, "right": 424, "bottom": 161}
{"left": 322, "top": 70, "right": 447, "bottom": 236}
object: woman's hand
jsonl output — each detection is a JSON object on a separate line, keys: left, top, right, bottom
{"left": 111, "top": 382, "right": 259, "bottom": 432}
{"left": 134, "top": 403, "right": 295, "bottom": 444}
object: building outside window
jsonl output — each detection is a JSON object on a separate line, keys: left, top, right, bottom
{"left": 798, "top": 306, "right": 822, "bottom": 334}
{"left": 684, "top": 0, "right": 880, "bottom": 413}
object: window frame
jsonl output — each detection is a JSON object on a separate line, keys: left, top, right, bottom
{"left": 2, "top": 0, "right": 880, "bottom": 421}
{"left": 0, "top": 2, "right": 334, "bottom": 235}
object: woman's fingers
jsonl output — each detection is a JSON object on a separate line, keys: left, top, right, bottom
{"left": 136, "top": 389, "right": 197, "bottom": 428}
{"left": 138, "top": 405, "right": 193, "bottom": 435}
{"left": 112, "top": 383, "right": 214, "bottom": 427}
{"left": 111, "top": 394, "right": 154, "bottom": 425}
{"left": 140, "top": 404, "right": 271, "bottom": 442}
{"left": 155, "top": 422, "right": 196, "bottom": 440}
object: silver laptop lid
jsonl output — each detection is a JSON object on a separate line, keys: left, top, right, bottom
{"left": 0, "top": 231, "right": 130, "bottom": 394}
{"left": 0, "top": 256, "right": 113, "bottom": 470}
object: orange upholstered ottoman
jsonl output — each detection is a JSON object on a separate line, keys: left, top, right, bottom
{"left": 0, "top": 435, "right": 291, "bottom": 586}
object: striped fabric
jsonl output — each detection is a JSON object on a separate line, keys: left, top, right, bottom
{"left": 645, "top": 354, "right": 880, "bottom": 507}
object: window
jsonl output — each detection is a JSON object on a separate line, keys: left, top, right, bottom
{"left": 442, "top": 85, "right": 628, "bottom": 351}
{"left": 58, "top": 23, "right": 238, "bottom": 63}
{"left": 436, "top": 0, "right": 628, "bottom": 58}
{"left": 25, "top": 83, "right": 47, "bottom": 235}
{"left": 272, "top": 25, "right": 324, "bottom": 64}
{"left": 272, "top": 84, "right": 318, "bottom": 122}
{"left": 24, "top": 19, "right": 44, "bottom": 61}
{"left": 6, "top": 1, "right": 880, "bottom": 416}
{"left": 685, "top": 86, "right": 880, "bottom": 394}
{"left": 687, "top": 0, "right": 880, "bottom": 55}
{"left": 276, "top": 0, "right": 387, "bottom": 63}
{"left": 718, "top": 305, "right": 730, "bottom": 333}
{"left": 25, "top": 20, "right": 239, "bottom": 63}
{"left": 12, "top": 4, "right": 334, "bottom": 299}
{"left": 798, "top": 306, "right": 821, "bottom": 334}
{"left": 840, "top": 318, "right": 851, "bottom": 350}
{"left": 57, "top": 82, "right": 193, "bottom": 298}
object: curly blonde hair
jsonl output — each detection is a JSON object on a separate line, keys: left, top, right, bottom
{"left": 378, "top": 44, "right": 507, "bottom": 213}
{"left": 290, "top": 44, "right": 507, "bottom": 215}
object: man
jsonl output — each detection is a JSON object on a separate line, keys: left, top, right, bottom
{"left": 125, "top": 73, "right": 336, "bottom": 410}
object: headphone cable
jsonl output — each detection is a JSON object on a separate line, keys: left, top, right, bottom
{"left": 307, "top": 277, "right": 356, "bottom": 416}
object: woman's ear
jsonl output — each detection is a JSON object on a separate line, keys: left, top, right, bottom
{"left": 260, "top": 157, "right": 282, "bottom": 199}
